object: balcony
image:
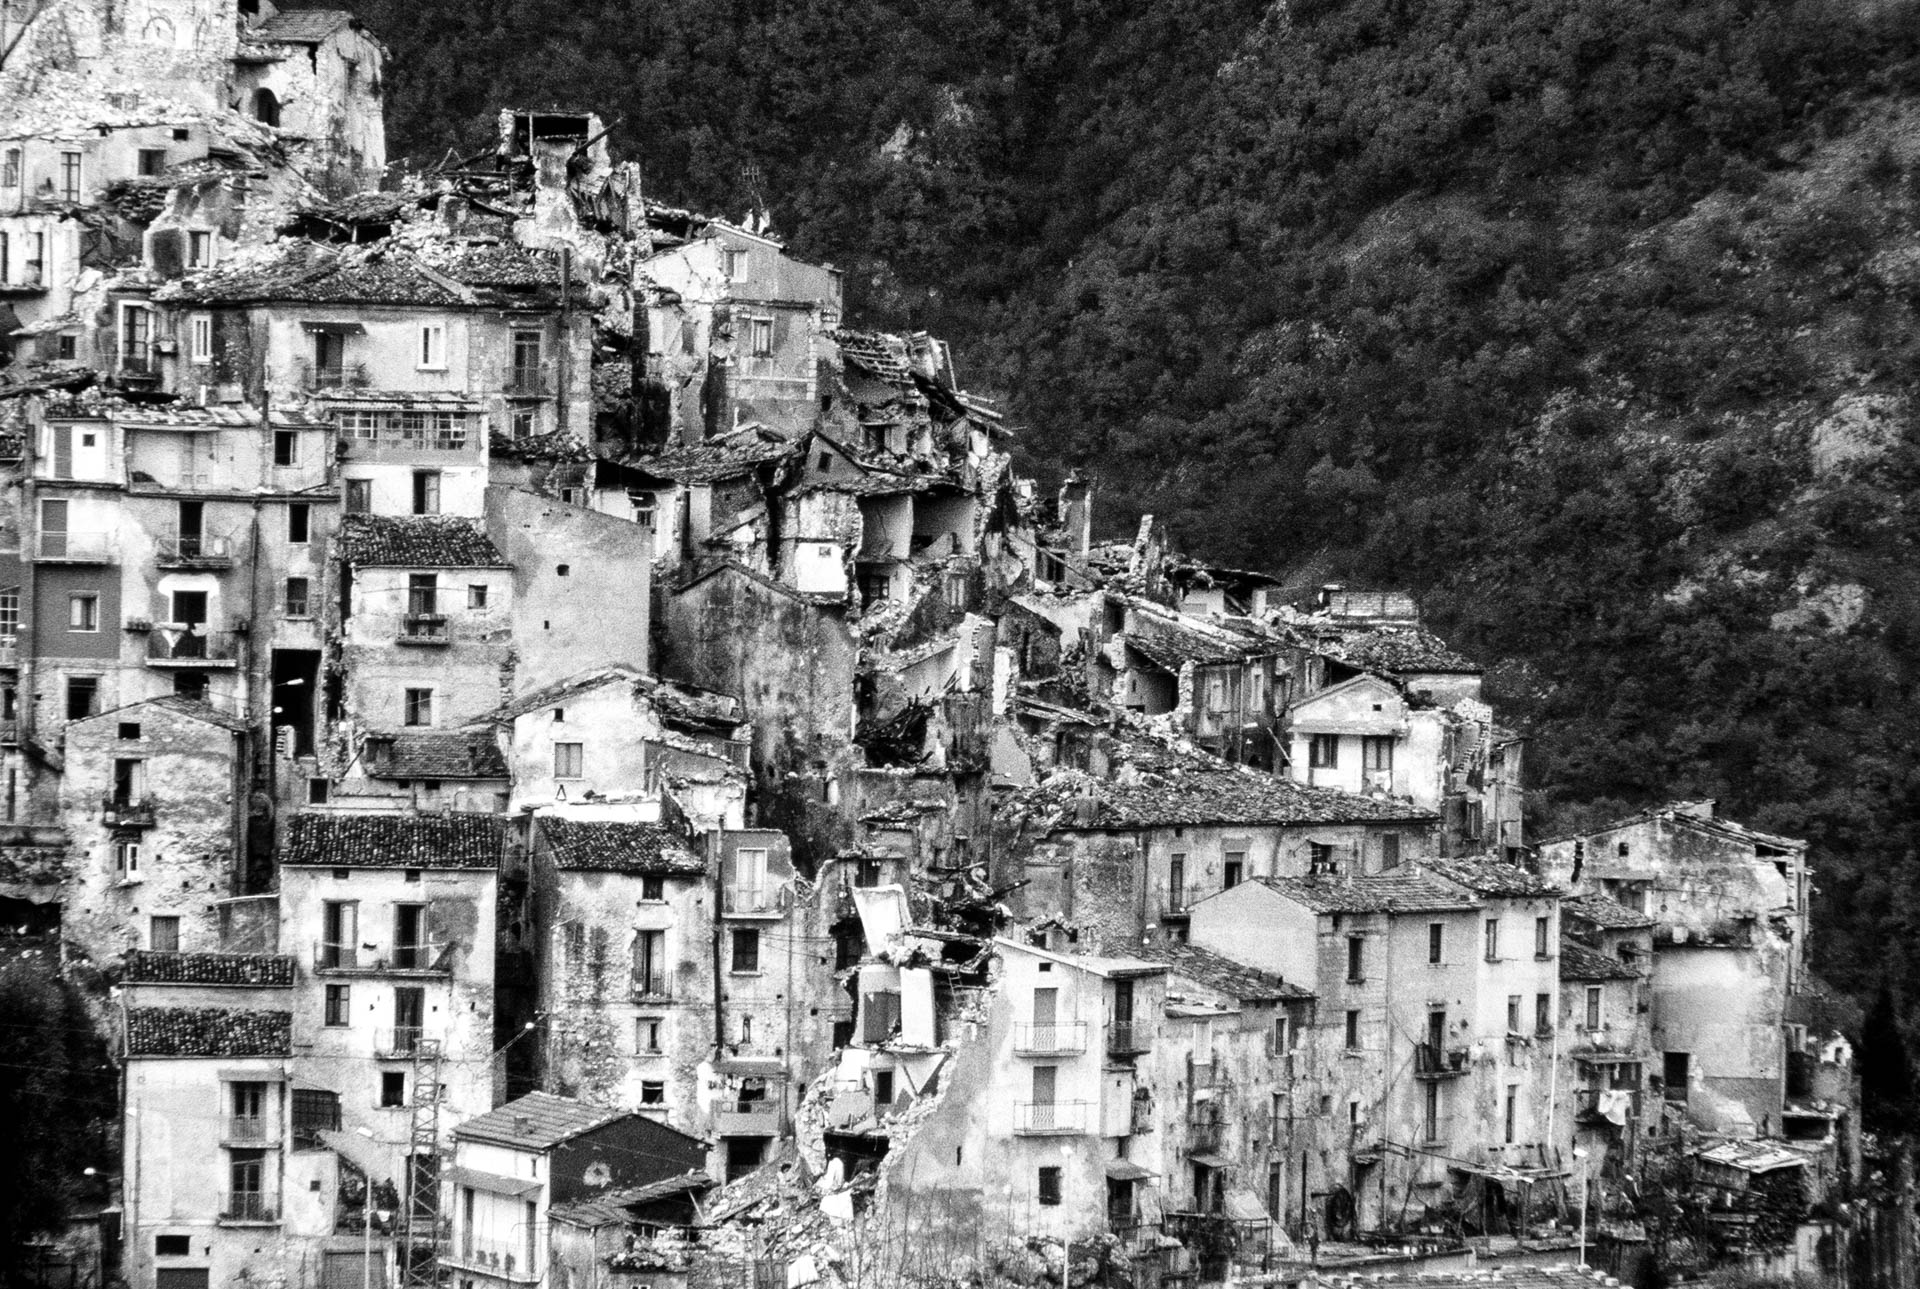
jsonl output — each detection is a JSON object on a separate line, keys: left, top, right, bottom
{"left": 1013, "top": 1022, "right": 1089, "bottom": 1056}
{"left": 299, "top": 360, "right": 371, "bottom": 392}
{"left": 1159, "top": 883, "right": 1195, "bottom": 920}
{"left": 397, "top": 614, "right": 450, "bottom": 646}
{"left": 375, "top": 1027, "right": 439, "bottom": 1060}
{"left": 503, "top": 362, "right": 555, "bottom": 397}
{"left": 630, "top": 980, "right": 673, "bottom": 1004}
{"left": 218, "top": 1193, "right": 279, "bottom": 1225}
{"left": 224, "top": 1116, "right": 272, "bottom": 1144}
{"left": 722, "top": 886, "right": 782, "bottom": 918}
{"left": 314, "top": 944, "right": 451, "bottom": 976}
{"left": 1188, "top": 1111, "right": 1225, "bottom": 1154}
{"left": 1013, "top": 1100, "right": 1089, "bottom": 1136}
{"left": 156, "top": 534, "right": 234, "bottom": 569}
{"left": 34, "top": 531, "right": 113, "bottom": 562}
{"left": 101, "top": 795, "right": 156, "bottom": 828}
{"left": 443, "top": 1238, "right": 539, "bottom": 1285}
{"left": 119, "top": 352, "right": 159, "bottom": 379}
{"left": 1413, "top": 1042, "right": 1470, "bottom": 1079}
{"left": 146, "top": 631, "right": 239, "bottom": 668}
{"left": 1575, "top": 1087, "right": 1642, "bottom": 1127}
{"left": 1108, "top": 1021, "right": 1151, "bottom": 1056}
{"left": 714, "top": 1099, "right": 784, "bottom": 1135}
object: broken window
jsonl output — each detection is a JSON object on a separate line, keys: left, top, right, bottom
{"left": 253, "top": 88, "right": 280, "bottom": 126}
{"left": 748, "top": 317, "right": 773, "bottom": 357}
{"left": 321, "top": 902, "right": 357, "bottom": 968}
{"left": 638, "top": 1017, "right": 663, "bottom": 1052}
{"left": 292, "top": 1088, "right": 340, "bottom": 1148}
{"left": 468, "top": 584, "right": 488, "bottom": 610}
{"left": 273, "top": 431, "right": 297, "bottom": 467}
{"left": 65, "top": 676, "right": 98, "bottom": 720}
{"left": 68, "top": 593, "right": 98, "bottom": 632}
{"left": 120, "top": 303, "right": 152, "bottom": 371}
{"left": 138, "top": 148, "right": 166, "bottom": 177}
{"left": 379, "top": 1072, "right": 405, "bottom": 1107}
{"left": 640, "top": 1080, "right": 665, "bottom": 1105}
{"left": 1361, "top": 735, "right": 1393, "bottom": 772}
{"left": 393, "top": 904, "right": 426, "bottom": 969}
{"left": 407, "top": 573, "right": 438, "bottom": 616}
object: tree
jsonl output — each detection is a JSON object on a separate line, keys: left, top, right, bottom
{"left": 1860, "top": 983, "right": 1914, "bottom": 1138}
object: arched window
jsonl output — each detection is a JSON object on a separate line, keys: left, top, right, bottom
{"left": 253, "top": 88, "right": 280, "bottom": 127}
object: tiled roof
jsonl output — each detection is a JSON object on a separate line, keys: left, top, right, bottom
{"left": 282, "top": 812, "right": 504, "bottom": 869}
{"left": 1319, "top": 1266, "right": 1627, "bottom": 1289}
{"left": 1426, "top": 855, "right": 1554, "bottom": 897}
{"left": 162, "top": 240, "right": 575, "bottom": 309}
{"left": 123, "top": 951, "right": 294, "bottom": 987}
{"left": 1135, "top": 943, "right": 1312, "bottom": 1002}
{"left": 246, "top": 9, "right": 357, "bottom": 43}
{"left": 368, "top": 733, "right": 508, "bottom": 780}
{"left": 538, "top": 816, "right": 704, "bottom": 875}
{"left": 454, "top": 1091, "right": 626, "bottom": 1149}
{"left": 1559, "top": 941, "right": 1640, "bottom": 981}
{"left": 1044, "top": 771, "right": 1432, "bottom": 830}
{"left": 335, "top": 515, "right": 506, "bottom": 568}
{"left": 1318, "top": 625, "right": 1479, "bottom": 675}
{"left": 621, "top": 426, "right": 793, "bottom": 484}
{"left": 832, "top": 330, "right": 915, "bottom": 385}
{"left": 486, "top": 666, "right": 744, "bottom": 735}
{"left": 75, "top": 695, "right": 251, "bottom": 734}
{"left": 1562, "top": 893, "right": 1655, "bottom": 930}
{"left": 1254, "top": 873, "right": 1478, "bottom": 915}
{"left": 125, "top": 1006, "right": 292, "bottom": 1058}
{"left": 1574, "top": 802, "right": 1805, "bottom": 854}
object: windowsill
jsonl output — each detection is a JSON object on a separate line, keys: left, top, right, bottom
{"left": 113, "top": 877, "right": 145, "bottom": 887}
{"left": 1535, "top": 954, "right": 1553, "bottom": 961}
{"left": 729, "top": 970, "right": 763, "bottom": 977}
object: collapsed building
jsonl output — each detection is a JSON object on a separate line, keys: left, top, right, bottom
{"left": 0, "top": 4, "right": 1868, "bottom": 1289}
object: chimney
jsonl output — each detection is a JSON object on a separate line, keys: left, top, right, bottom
{"left": 514, "top": 1115, "right": 534, "bottom": 1135}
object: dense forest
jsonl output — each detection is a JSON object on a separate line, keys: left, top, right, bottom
{"left": 331, "top": 0, "right": 1920, "bottom": 1008}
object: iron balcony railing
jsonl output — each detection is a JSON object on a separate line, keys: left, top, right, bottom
{"left": 314, "top": 944, "right": 450, "bottom": 975}
{"left": 398, "top": 613, "right": 451, "bottom": 644}
{"left": 376, "top": 1027, "right": 436, "bottom": 1060}
{"left": 503, "top": 361, "right": 555, "bottom": 396}
{"left": 1108, "top": 1021, "right": 1151, "bottom": 1055}
{"left": 445, "top": 1236, "right": 539, "bottom": 1283}
{"left": 101, "top": 795, "right": 156, "bottom": 827}
{"left": 722, "top": 885, "right": 780, "bottom": 915}
{"left": 156, "top": 534, "right": 234, "bottom": 566}
{"left": 146, "top": 631, "right": 239, "bottom": 664}
{"left": 218, "top": 1192, "right": 278, "bottom": 1224}
{"left": 1413, "top": 1042, "right": 1470, "bottom": 1078}
{"left": 225, "top": 1115, "right": 270, "bottom": 1142}
{"left": 1158, "top": 883, "right": 1196, "bottom": 917}
{"left": 1013, "top": 1100, "right": 1090, "bottom": 1135}
{"left": 1013, "top": 1022, "right": 1089, "bottom": 1055}
{"left": 299, "top": 360, "right": 371, "bottom": 391}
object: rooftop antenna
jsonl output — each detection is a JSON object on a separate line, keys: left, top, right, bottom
{"left": 740, "top": 162, "right": 767, "bottom": 233}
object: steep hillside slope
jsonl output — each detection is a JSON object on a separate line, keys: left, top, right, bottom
{"left": 328, "top": 0, "right": 1920, "bottom": 999}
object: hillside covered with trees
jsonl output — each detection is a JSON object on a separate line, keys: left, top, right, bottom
{"left": 334, "top": 0, "right": 1920, "bottom": 1005}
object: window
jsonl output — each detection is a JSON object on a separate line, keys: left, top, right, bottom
{"left": 273, "top": 431, "right": 297, "bottom": 466}
{"left": 1507, "top": 994, "right": 1521, "bottom": 1032}
{"left": 407, "top": 573, "right": 438, "bottom": 616}
{"left": 633, "top": 929, "right": 667, "bottom": 997}
{"left": 748, "top": 316, "right": 774, "bottom": 357}
{"left": 379, "top": 1072, "right": 405, "bottom": 1107}
{"left": 66, "top": 676, "right": 98, "bottom": 720}
{"left": 511, "top": 329, "right": 542, "bottom": 387}
{"left": 640, "top": 1080, "right": 666, "bottom": 1105}
{"left": 114, "top": 840, "right": 140, "bottom": 877}
{"left": 1037, "top": 1166, "right": 1062, "bottom": 1207}
{"left": 150, "top": 915, "right": 180, "bottom": 952}
{"left": 308, "top": 778, "right": 330, "bottom": 804}
{"left": 731, "top": 928, "right": 760, "bottom": 974}
{"left": 723, "top": 247, "right": 749, "bottom": 279}
{"left": 1346, "top": 935, "right": 1364, "bottom": 982}
{"left": 1361, "top": 735, "right": 1393, "bottom": 772}
{"left": 1504, "top": 1086, "right": 1518, "bottom": 1144}
{"left": 253, "top": 87, "right": 280, "bottom": 125}
{"left": 138, "top": 148, "right": 166, "bottom": 177}
{"left": 1535, "top": 992, "right": 1552, "bottom": 1035}
{"left": 190, "top": 314, "right": 213, "bottom": 362}
{"left": 417, "top": 323, "right": 446, "bottom": 370}
{"left": 1428, "top": 922, "right": 1443, "bottom": 964}
{"left": 467, "top": 584, "right": 488, "bottom": 610}
{"left": 1309, "top": 842, "right": 1336, "bottom": 874}
{"left": 59, "top": 151, "right": 81, "bottom": 202}
{"left": 393, "top": 905, "right": 426, "bottom": 968}
{"left": 1423, "top": 1082, "right": 1439, "bottom": 1141}
{"left": 121, "top": 303, "right": 152, "bottom": 369}
{"left": 546, "top": 741, "right": 583, "bottom": 779}
{"left": 285, "top": 577, "right": 310, "bottom": 617}
{"left": 404, "top": 688, "right": 433, "bottom": 727}
{"left": 1585, "top": 986, "right": 1603, "bottom": 1031}
{"left": 1223, "top": 853, "right": 1244, "bottom": 889}
{"left": 740, "top": 1014, "right": 754, "bottom": 1045}
{"left": 1308, "top": 733, "right": 1338, "bottom": 768}
{"left": 344, "top": 479, "right": 371, "bottom": 514}
{"left": 288, "top": 503, "right": 310, "bottom": 543}
{"left": 1484, "top": 918, "right": 1500, "bottom": 962}
{"left": 113, "top": 757, "right": 145, "bottom": 804}
{"left": 155, "top": 1234, "right": 190, "bottom": 1257}
{"left": 187, "top": 230, "right": 212, "bottom": 268}
{"left": 510, "top": 408, "right": 536, "bottom": 438}
{"left": 118, "top": 722, "right": 141, "bottom": 740}
{"left": 1535, "top": 916, "right": 1551, "bottom": 958}
{"left": 292, "top": 1088, "right": 341, "bottom": 1147}
{"left": 324, "top": 984, "right": 350, "bottom": 1026}
{"left": 638, "top": 1018, "right": 663, "bottom": 1053}
{"left": 1344, "top": 1010, "right": 1360, "bottom": 1050}
{"left": 57, "top": 333, "right": 75, "bottom": 361}
{"left": 411, "top": 470, "right": 440, "bottom": 515}
{"left": 321, "top": 901, "right": 356, "bottom": 968}
{"left": 640, "top": 875, "right": 665, "bottom": 902}
{"left": 0, "top": 149, "right": 17, "bottom": 187}
{"left": 68, "top": 593, "right": 98, "bottom": 632}
{"left": 1380, "top": 831, "right": 1401, "bottom": 868}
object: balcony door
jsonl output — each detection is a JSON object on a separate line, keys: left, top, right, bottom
{"left": 394, "top": 986, "right": 425, "bottom": 1050}
{"left": 1030, "top": 1064, "right": 1057, "bottom": 1130}
{"left": 313, "top": 331, "right": 344, "bottom": 384}
{"left": 177, "top": 500, "right": 204, "bottom": 552}
{"left": 171, "top": 589, "right": 209, "bottom": 658}
{"left": 1033, "top": 987, "right": 1057, "bottom": 1050}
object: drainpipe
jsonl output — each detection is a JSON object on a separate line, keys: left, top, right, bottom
{"left": 710, "top": 828, "right": 726, "bottom": 1051}
{"left": 556, "top": 248, "right": 571, "bottom": 442}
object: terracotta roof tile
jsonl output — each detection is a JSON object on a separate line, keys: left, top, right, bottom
{"left": 1254, "top": 872, "right": 1477, "bottom": 915}
{"left": 246, "top": 9, "right": 358, "bottom": 43}
{"left": 123, "top": 951, "right": 295, "bottom": 987}
{"left": 335, "top": 515, "right": 506, "bottom": 568}
{"left": 1563, "top": 893, "right": 1655, "bottom": 930}
{"left": 453, "top": 1091, "right": 626, "bottom": 1149}
{"left": 1135, "top": 943, "right": 1312, "bottom": 1002}
{"left": 368, "top": 733, "right": 508, "bottom": 780}
{"left": 126, "top": 1006, "right": 292, "bottom": 1057}
{"left": 1426, "top": 855, "right": 1555, "bottom": 897}
{"left": 1317, "top": 624, "right": 1479, "bottom": 675}
{"left": 282, "top": 812, "right": 503, "bottom": 869}
{"left": 538, "top": 817, "right": 703, "bottom": 875}
{"left": 1559, "top": 941, "right": 1640, "bottom": 981}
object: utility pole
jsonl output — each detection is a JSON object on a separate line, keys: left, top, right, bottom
{"left": 401, "top": 1037, "right": 445, "bottom": 1286}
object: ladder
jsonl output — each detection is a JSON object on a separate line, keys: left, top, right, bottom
{"left": 400, "top": 1038, "right": 445, "bottom": 1287}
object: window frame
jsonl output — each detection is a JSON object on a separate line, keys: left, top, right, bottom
{"left": 67, "top": 592, "right": 99, "bottom": 632}
{"left": 284, "top": 576, "right": 310, "bottom": 618}
{"left": 1308, "top": 733, "right": 1339, "bottom": 768}
{"left": 730, "top": 927, "right": 761, "bottom": 975}
{"left": 417, "top": 322, "right": 447, "bottom": 371}
{"left": 553, "top": 741, "right": 583, "bottom": 779}
{"left": 403, "top": 688, "right": 434, "bottom": 728}
{"left": 189, "top": 314, "right": 213, "bottom": 363}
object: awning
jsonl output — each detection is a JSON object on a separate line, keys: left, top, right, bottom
{"left": 1191, "top": 1152, "right": 1231, "bottom": 1169}
{"left": 1105, "top": 1159, "right": 1157, "bottom": 1182}
{"left": 445, "top": 1165, "right": 542, "bottom": 1198}
{"left": 300, "top": 320, "right": 367, "bottom": 334}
